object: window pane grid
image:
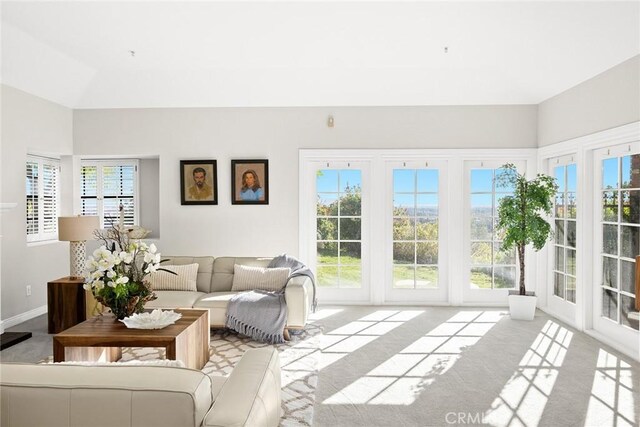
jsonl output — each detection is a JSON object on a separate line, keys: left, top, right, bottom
{"left": 600, "top": 154, "right": 638, "bottom": 331}
{"left": 469, "top": 168, "right": 516, "bottom": 289}
{"left": 316, "top": 169, "right": 362, "bottom": 289}
{"left": 553, "top": 163, "right": 578, "bottom": 303}
{"left": 393, "top": 168, "right": 439, "bottom": 290}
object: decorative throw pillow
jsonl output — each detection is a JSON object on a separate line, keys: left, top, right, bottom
{"left": 146, "top": 263, "right": 199, "bottom": 291}
{"left": 231, "top": 264, "right": 291, "bottom": 292}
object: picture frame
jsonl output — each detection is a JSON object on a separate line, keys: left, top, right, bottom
{"left": 231, "top": 159, "right": 269, "bottom": 205}
{"left": 180, "top": 160, "right": 218, "bottom": 205}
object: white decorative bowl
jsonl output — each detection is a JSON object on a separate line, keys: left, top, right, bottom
{"left": 120, "top": 309, "right": 182, "bottom": 329}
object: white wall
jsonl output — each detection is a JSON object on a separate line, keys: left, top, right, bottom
{"left": 538, "top": 55, "right": 640, "bottom": 147}
{"left": 1, "top": 85, "right": 73, "bottom": 322}
{"left": 73, "top": 105, "right": 537, "bottom": 257}
{"left": 139, "top": 158, "right": 160, "bottom": 239}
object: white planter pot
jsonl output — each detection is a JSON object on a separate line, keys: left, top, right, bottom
{"left": 508, "top": 294, "right": 537, "bottom": 320}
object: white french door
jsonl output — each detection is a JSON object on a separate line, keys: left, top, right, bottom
{"left": 463, "top": 160, "right": 524, "bottom": 303}
{"left": 302, "top": 160, "right": 371, "bottom": 303}
{"left": 593, "top": 142, "right": 640, "bottom": 346}
{"left": 384, "top": 159, "right": 448, "bottom": 303}
{"left": 300, "top": 149, "right": 536, "bottom": 306}
{"left": 546, "top": 155, "right": 578, "bottom": 322}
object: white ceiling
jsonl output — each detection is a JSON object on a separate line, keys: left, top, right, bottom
{"left": 1, "top": 1, "right": 639, "bottom": 109}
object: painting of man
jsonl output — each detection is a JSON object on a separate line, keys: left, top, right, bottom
{"left": 180, "top": 160, "right": 217, "bottom": 205}
{"left": 188, "top": 167, "right": 213, "bottom": 200}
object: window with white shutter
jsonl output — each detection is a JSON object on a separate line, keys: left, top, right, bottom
{"left": 26, "top": 155, "right": 60, "bottom": 242}
{"left": 80, "top": 160, "right": 138, "bottom": 228}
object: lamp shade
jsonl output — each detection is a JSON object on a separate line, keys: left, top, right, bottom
{"left": 58, "top": 216, "right": 99, "bottom": 242}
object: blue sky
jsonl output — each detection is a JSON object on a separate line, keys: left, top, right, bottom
{"left": 393, "top": 169, "right": 438, "bottom": 193}
{"left": 601, "top": 155, "right": 639, "bottom": 189}
{"left": 316, "top": 156, "right": 637, "bottom": 205}
{"left": 317, "top": 169, "right": 362, "bottom": 193}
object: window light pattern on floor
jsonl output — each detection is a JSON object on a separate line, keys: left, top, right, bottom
{"left": 323, "top": 310, "right": 504, "bottom": 405}
{"left": 319, "top": 310, "right": 423, "bottom": 371}
{"left": 584, "top": 349, "right": 636, "bottom": 426}
{"left": 484, "top": 320, "right": 573, "bottom": 427}
{"left": 276, "top": 309, "right": 345, "bottom": 388}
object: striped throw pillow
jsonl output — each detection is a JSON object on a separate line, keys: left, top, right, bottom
{"left": 147, "top": 263, "right": 198, "bottom": 291}
{"left": 231, "top": 264, "right": 291, "bottom": 292}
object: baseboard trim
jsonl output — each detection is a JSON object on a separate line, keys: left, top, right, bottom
{"left": 584, "top": 329, "right": 639, "bottom": 362}
{"left": 0, "top": 305, "right": 47, "bottom": 331}
{"left": 539, "top": 306, "right": 578, "bottom": 329}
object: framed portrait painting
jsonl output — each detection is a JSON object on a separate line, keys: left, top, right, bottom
{"left": 231, "top": 159, "right": 269, "bottom": 205}
{"left": 180, "top": 160, "right": 218, "bottom": 205}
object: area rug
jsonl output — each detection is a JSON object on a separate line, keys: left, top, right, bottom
{"left": 70, "top": 324, "right": 321, "bottom": 426}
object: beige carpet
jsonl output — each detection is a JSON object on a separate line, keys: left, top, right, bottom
{"left": 310, "top": 306, "right": 640, "bottom": 427}
{"left": 44, "top": 325, "right": 321, "bottom": 427}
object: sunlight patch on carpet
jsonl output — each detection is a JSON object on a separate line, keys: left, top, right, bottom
{"left": 484, "top": 320, "right": 574, "bottom": 427}
{"left": 322, "top": 310, "right": 503, "bottom": 406}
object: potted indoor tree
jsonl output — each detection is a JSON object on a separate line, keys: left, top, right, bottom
{"left": 495, "top": 164, "right": 558, "bottom": 320}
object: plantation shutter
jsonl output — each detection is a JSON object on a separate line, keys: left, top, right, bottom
{"left": 81, "top": 165, "right": 98, "bottom": 218}
{"left": 42, "top": 162, "right": 59, "bottom": 235}
{"left": 26, "top": 155, "right": 59, "bottom": 242}
{"left": 103, "top": 165, "right": 136, "bottom": 227}
{"left": 26, "top": 160, "right": 39, "bottom": 237}
{"left": 81, "top": 160, "right": 138, "bottom": 228}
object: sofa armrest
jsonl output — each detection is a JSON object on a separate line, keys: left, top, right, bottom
{"left": 284, "top": 275, "right": 313, "bottom": 329}
{"left": 203, "top": 348, "right": 281, "bottom": 427}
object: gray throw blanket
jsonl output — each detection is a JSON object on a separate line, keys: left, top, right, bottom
{"left": 225, "top": 255, "right": 317, "bottom": 344}
{"left": 268, "top": 253, "right": 317, "bottom": 312}
{"left": 226, "top": 290, "right": 287, "bottom": 344}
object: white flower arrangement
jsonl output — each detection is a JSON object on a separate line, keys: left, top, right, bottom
{"left": 84, "top": 242, "right": 162, "bottom": 291}
{"left": 83, "top": 211, "right": 167, "bottom": 319}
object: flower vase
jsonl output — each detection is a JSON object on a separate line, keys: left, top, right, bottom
{"left": 108, "top": 299, "right": 143, "bottom": 320}
{"left": 95, "top": 284, "right": 154, "bottom": 320}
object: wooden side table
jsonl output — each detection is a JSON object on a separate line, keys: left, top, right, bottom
{"left": 47, "top": 276, "right": 102, "bottom": 334}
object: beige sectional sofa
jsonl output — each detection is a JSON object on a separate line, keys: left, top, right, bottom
{"left": 0, "top": 347, "right": 281, "bottom": 427}
{"left": 145, "top": 256, "right": 314, "bottom": 330}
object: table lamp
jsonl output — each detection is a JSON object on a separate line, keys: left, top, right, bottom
{"left": 58, "top": 216, "right": 99, "bottom": 279}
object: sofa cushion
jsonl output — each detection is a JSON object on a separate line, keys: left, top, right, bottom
{"left": 194, "top": 292, "right": 237, "bottom": 326}
{"left": 145, "top": 290, "right": 206, "bottom": 309}
{"left": 162, "top": 256, "right": 215, "bottom": 293}
{"left": 231, "top": 264, "right": 291, "bottom": 292}
{"left": 211, "top": 257, "right": 272, "bottom": 292}
{"left": 0, "top": 363, "right": 213, "bottom": 427}
{"left": 148, "top": 263, "right": 199, "bottom": 291}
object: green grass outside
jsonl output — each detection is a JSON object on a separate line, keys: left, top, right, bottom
{"left": 318, "top": 253, "right": 514, "bottom": 290}
{"left": 317, "top": 253, "right": 361, "bottom": 288}
{"left": 317, "top": 253, "right": 438, "bottom": 289}
{"left": 470, "top": 271, "right": 493, "bottom": 289}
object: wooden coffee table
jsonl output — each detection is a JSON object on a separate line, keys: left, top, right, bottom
{"left": 53, "top": 309, "right": 210, "bottom": 370}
